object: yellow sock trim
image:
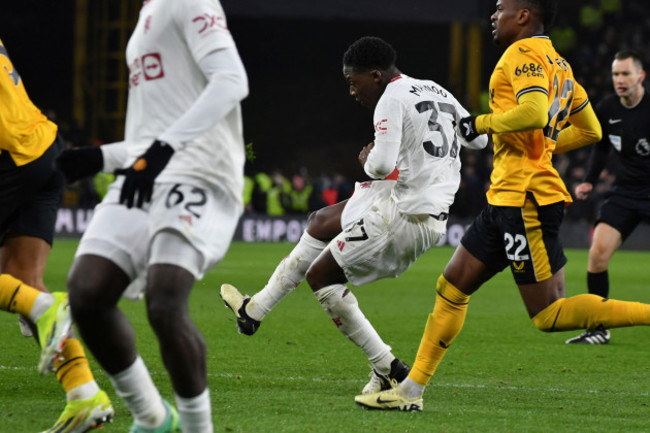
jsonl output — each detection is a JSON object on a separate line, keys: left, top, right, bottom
{"left": 532, "top": 294, "right": 650, "bottom": 332}
{"left": 409, "top": 275, "right": 470, "bottom": 386}
{"left": 0, "top": 274, "right": 39, "bottom": 315}
{"left": 54, "top": 338, "right": 95, "bottom": 392}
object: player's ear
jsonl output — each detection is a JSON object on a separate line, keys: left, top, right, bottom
{"left": 517, "top": 8, "right": 530, "bottom": 25}
{"left": 640, "top": 69, "right": 646, "bottom": 84}
{"left": 371, "top": 69, "right": 382, "bottom": 82}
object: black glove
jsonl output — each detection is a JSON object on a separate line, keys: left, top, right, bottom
{"left": 115, "top": 140, "right": 174, "bottom": 208}
{"left": 55, "top": 146, "right": 104, "bottom": 183}
{"left": 458, "top": 116, "right": 480, "bottom": 142}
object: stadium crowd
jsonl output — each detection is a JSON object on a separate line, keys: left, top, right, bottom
{"left": 56, "top": 0, "right": 646, "bottom": 223}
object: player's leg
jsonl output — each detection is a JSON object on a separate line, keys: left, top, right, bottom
{"left": 310, "top": 199, "right": 442, "bottom": 395}
{"left": 146, "top": 260, "right": 200, "bottom": 432}
{"left": 68, "top": 190, "right": 171, "bottom": 431}
{"left": 221, "top": 180, "right": 396, "bottom": 334}
{"left": 564, "top": 223, "right": 622, "bottom": 344}
{"left": 69, "top": 254, "right": 172, "bottom": 431}
{"left": 223, "top": 200, "right": 347, "bottom": 332}
{"left": 1, "top": 234, "right": 52, "bottom": 338}
{"left": 148, "top": 181, "right": 242, "bottom": 433}
{"left": 587, "top": 222, "right": 622, "bottom": 296}
{"left": 567, "top": 196, "right": 638, "bottom": 344}
{"left": 505, "top": 198, "right": 650, "bottom": 333}
{"left": 355, "top": 207, "right": 500, "bottom": 411}
{"left": 306, "top": 249, "right": 409, "bottom": 393}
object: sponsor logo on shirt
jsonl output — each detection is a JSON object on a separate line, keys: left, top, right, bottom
{"left": 129, "top": 53, "right": 164, "bottom": 87}
{"left": 375, "top": 118, "right": 388, "bottom": 134}
{"left": 192, "top": 13, "right": 227, "bottom": 35}
{"left": 142, "top": 53, "right": 164, "bottom": 80}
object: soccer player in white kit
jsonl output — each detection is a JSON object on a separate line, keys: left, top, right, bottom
{"left": 221, "top": 36, "right": 486, "bottom": 396}
{"left": 58, "top": 0, "right": 248, "bottom": 431}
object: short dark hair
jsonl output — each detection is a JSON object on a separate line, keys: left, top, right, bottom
{"left": 614, "top": 50, "right": 645, "bottom": 70}
{"left": 518, "top": 0, "right": 558, "bottom": 30}
{"left": 342, "top": 36, "right": 397, "bottom": 72}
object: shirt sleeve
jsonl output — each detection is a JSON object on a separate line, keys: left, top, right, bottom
{"left": 177, "top": 0, "right": 235, "bottom": 63}
{"left": 158, "top": 46, "right": 249, "bottom": 150}
{"left": 365, "top": 94, "right": 403, "bottom": 179}
{"left": 99, "top": 141, "right": 129, "bottom": 172}
{"left": 475, "top": 90, "right": 548, "bottom": 134}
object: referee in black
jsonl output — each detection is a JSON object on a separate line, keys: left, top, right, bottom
{"left": 567, "top": 50, "right": 650, "bottom": 344}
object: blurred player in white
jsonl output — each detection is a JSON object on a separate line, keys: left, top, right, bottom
{"left": 57, "top": 0, "right": 248, "bottom": 431}
{"left": 221, "top": 36, "right": 486, "bottom": 395}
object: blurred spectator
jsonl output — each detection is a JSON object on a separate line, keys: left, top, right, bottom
{"left": 287, "top": 173, "right": 313, "bottom": 214}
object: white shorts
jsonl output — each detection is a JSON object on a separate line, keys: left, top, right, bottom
{"left": 76, "top": 178, "right": 242, "bottom": 299}
{"left": 330, "top": 195, "right": 446, "bottom": 287}
{"left": 340, "top": 180, "right": 395, "bottom": 230}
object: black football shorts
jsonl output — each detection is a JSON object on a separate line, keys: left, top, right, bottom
{"left": 0, "top": 135, "right": 65, "bottom": 245}
{"left": 461, "top": 193, "right": 567, "bottom": 285}
{"left": 597, "top": 193, "right": 650, "bottom": 241}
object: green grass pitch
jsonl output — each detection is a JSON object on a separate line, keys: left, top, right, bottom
{"left": 1, "top": 240, "right": 648, "bottom": 432}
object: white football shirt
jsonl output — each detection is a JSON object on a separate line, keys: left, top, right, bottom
{"left": 124, "top": 0, "right": 245, "bottom": 203}
{"left": 365, "top": 74, "right": 470, "bottom": 216}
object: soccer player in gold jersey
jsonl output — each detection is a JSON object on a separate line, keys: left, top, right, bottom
{"left": 0, "top": 37, "right": 113, "bottom": 431}
{"left": 355, "top": 0, "right": 650, "bottom": 412}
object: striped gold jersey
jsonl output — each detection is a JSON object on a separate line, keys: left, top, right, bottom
{"left": 0, "top": 37, "right": 57, "bottom": 166}
{"left": 486, "top": 36, "right": 589, "bottom": 207}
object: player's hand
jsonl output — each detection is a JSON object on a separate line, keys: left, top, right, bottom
{"left": 574, "top": 182, "right": 593, "bottom": 200}
{"left": 359, "top": 142, "right": 375, "bottom": 167}
{"left": 458, "top": 116, "right": 480, "bottom": 142}
{"left": 115, "top": 140, "right": 174, "bottom": 208}
{"left": 55, "top": 146, "right": 104, "bottom": 183}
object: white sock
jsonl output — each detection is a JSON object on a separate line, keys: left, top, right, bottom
{"left": 67, "top": 381, "right": 100, "bottom": 401}
{"left": 247, "top": 232, "right": 327, "bottom": 320}
{"left": 28, "top": 292, "right": 54, "bottom": 323}
{"left": 315, "top": 284, "right": 393, "bottom": 374}
{"left": 108, "top": 356, "right": 167, "bottom": 428}
{"left": 175, "top": 388, "right": 213, "bottom": 433}
{"left": 398, "top": 377, "right": 425, "bottom": 399}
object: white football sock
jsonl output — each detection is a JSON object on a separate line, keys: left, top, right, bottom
{"left": 315, "top": 284, "right": 393, "bottom": 374}
{"left": 28, "top": 292, "right": 54, "bottom": 323}
{"left": 108, "top": 356, "right": 167, "bottom": 428}
{"left": 398, "top": 377, "right": 425, "bottom": 399}
{"left": 176, "top": 388, "right": 213, "bottom": 433}
{"left": 247, "top": 232, "right": 327, "bottom": 320}
{"left": 67, "top": 381, "right": 100, "bottom": 401}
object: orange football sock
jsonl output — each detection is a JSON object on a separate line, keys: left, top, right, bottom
{"left": 0, "top": 274, "right": 40, "bottom": 315}
{"left": 54, "top": 338, "right": 95, "bottom": 393}
{"left": 532, "top": 294, "right": 650, "bottom": 331}
{"left": 409, "top": 275, "right": 470, "bottom": 386}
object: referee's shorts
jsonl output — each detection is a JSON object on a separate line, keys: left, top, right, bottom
{"left": 461, "top": 193, "right": 567, "bottom": 285}
{"left": 597, "top": 192, "right": 650, "bottom": 241}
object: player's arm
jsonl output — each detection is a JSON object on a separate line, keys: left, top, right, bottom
{"left": 458, "top": 91, "right": 548, "bottom": 143}
{"left": 553, "top": 102, "right": 602, "bottom": 154}
{"left": 157, "top": 47, "right": 249, "bottom": 151}
{"left": 56, "top": 141, "right": 128, "bottom": 183}
{"left": 364, "top": 96, "right": 403, "bottom": 179}
{"left": 364, "top": 138, "right": 400, "bottom": 179}
{"left": 476, "top": 90, "right": 548, "bottom": 134}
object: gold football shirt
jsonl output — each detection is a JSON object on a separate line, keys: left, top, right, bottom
{"left": 0, "top": 37, "right": 57, "bottom": 166}
{"left": 484, "top": 36, "right": 590, "bottom": 207}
